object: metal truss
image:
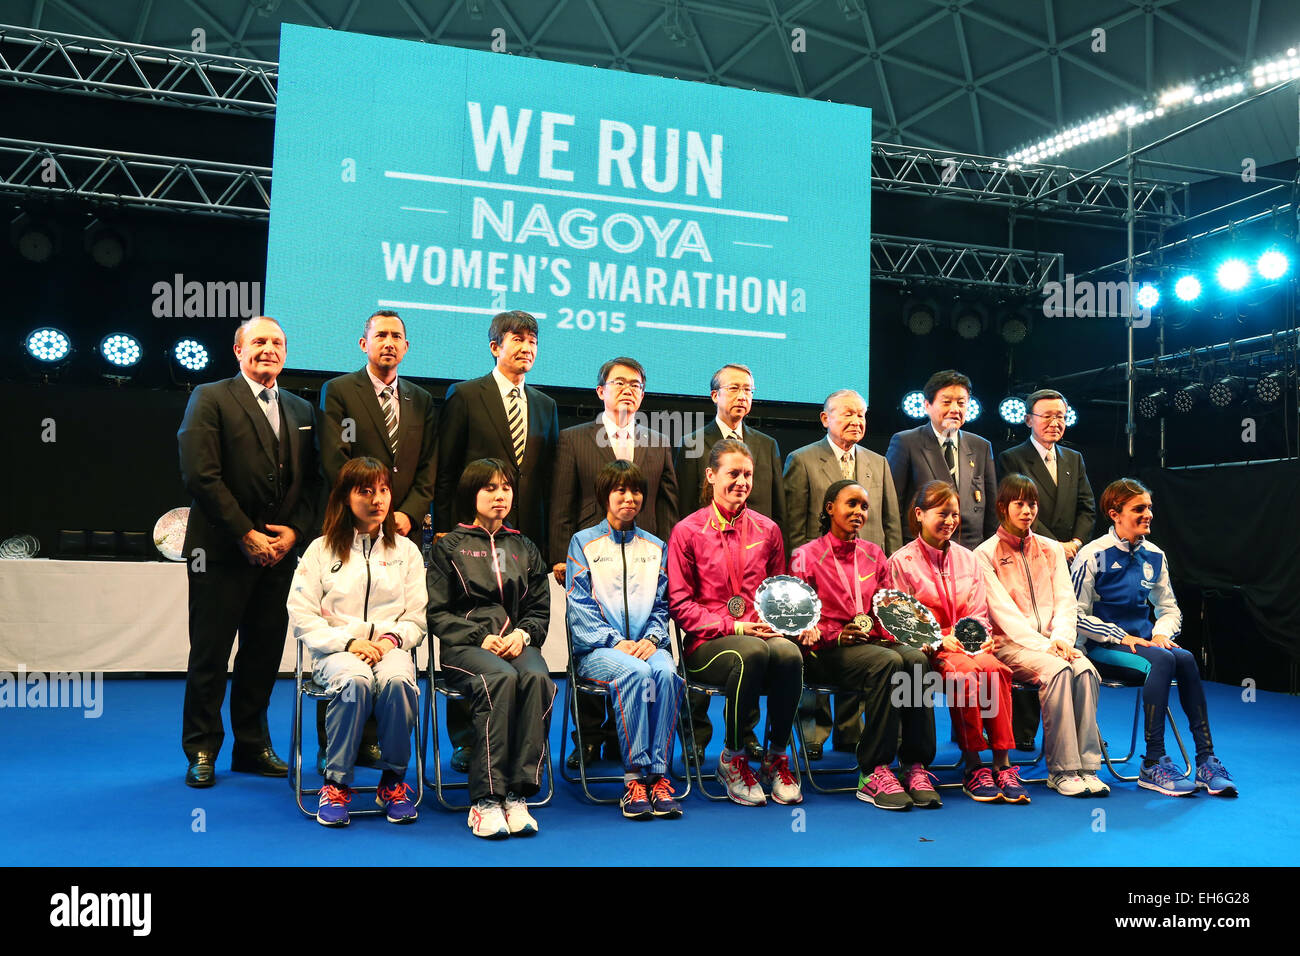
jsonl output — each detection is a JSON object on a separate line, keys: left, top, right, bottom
{"left": 872, "top": 144, "right": 1186, "bottom": 222}
{"left": 872, "top": 234, "right": 1062, "bottom": 291}
{"left": 0, "top": 139, "right": 270, "bottom": 219}
{"left": 0, "top": 25, "right": 276, "bottom": 115}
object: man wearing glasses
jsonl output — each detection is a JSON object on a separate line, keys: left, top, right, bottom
{"left": 674, "top": 363, "right": 786, "bottom": 761}
{"left": 997, "top": 388, "right": 1095, "bottom": 560}
{"left": 551, "top": 357, "right": 680, "bottom": 768}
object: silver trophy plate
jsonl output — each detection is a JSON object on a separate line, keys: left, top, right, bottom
{"left": 954, "top": 616, "right": 990, "bottom": 653}
{"left": 872, "top": 588, "right": 943, "bottom": 651}
{"left": 755, "top": 575, "right": 822, "bottom": 637}
{"left": 0, "top": 534, "right": 40, "bottom": 559}
{"left": 153, "top": 507, "right": 190, "bottom": 562}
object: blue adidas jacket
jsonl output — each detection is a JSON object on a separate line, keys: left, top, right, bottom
{"left": 1071, "top": 529, "right": 1181, "bottom": 646}
{"left": 566, "top": 520, "right": 671, "bottom": 655}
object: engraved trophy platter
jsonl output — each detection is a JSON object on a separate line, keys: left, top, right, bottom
{"left": 871, "top": 588, "right": 943, "bottom": 651}
{"left": 953, "top": 616, "right": 990, "bottom": 654}
{"left": 755, "top": 575, "right": 821, "bottom": 637}
{"left": 153, "top": 507, "right": 190, "bottom": 562}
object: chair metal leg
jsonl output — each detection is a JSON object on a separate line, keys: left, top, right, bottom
{"left": 1101, "top": 686, "right": 1145, "bottom": 782}
{"left": 682, "top": 692, "right": 729, "bottom": 801}
{"left": 559, "top": 678, "right": 621, "bottom": 806}
{"left": 793, "top": 705, "right": 858, "bottom": 794}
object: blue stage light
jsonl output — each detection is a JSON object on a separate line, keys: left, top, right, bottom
{"left": 1174, "top": 275, "right": 1201, "bottom": 301}
{"left": 966, "top": 396, "right": 982, "bottom": 423}
{"left": 26, "top": 327, "right": 70, "bottom": 363}
{"left": 901, "top": 390, "right": 927, "bottom": 420}
{"left": 100, "top": 333, "right": 142, "bottom": 368}
{"left": 1064, "top": 403, "right": 1077, "bottom": 427}
{"left": 1216, "top": 259, "right": 1250, "bottom": 291}
{"left": 1136, "top": 284, "right": 1160, "bottom": 309}
{"left": 998, "top": 397, "right": 1026, "bottom": 425}
{"left": 173, "top": 338, "right": 209, "bottom": 372}
{"left": 1257, "top": 249, "right": 1289, "bottom": 281}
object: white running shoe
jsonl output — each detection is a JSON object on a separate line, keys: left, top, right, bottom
{"left": 761, "top": 751, "right": 803, "bottom": 805}
{"left": 467, "top": 799, "right": 509, "bottom": 838}
{"left": 1047, "top": 770, "right": 1089, "bottom": 797}
{"left": 1078, "top": 770, "right": 1111, "bottom": 796}
{"left": 502, "top": 792, "right": 539, "bottom": 835}
{"left": 717, "top": 751, "right": 766, "bottom": 806}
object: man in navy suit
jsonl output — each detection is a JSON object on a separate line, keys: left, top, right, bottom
{"left": 550, "top": 356, "right": 678, "bottom": 766}
{"left": 434, "top": 310, "right": 559, "bottom": 767}
{"left": 178, "top": 316, "right": 321, "bottom": 787}
{"left": 996, "top": 388, "right": 1095, "bottom": 560}
{"left": 886, "top": 369, "right": 998, "bottom": 551}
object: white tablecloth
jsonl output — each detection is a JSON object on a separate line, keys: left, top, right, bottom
{"left": 0, "top": 559, "right": 572, "bottom": 673}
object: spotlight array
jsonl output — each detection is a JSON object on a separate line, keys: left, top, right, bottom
{"left": 99, "top": 333, "right": 142, "bottom": 368}
{"left": 998, "top": 397, "right": 1027, "bottom": 425}
{"left": 901, "top": 390, "right": 927, "bottom": 420}
{"left": 26, "top": 327, "right": 71, "bottom": 363}
{"left": 173, "top": 338, "right": 210, "bottom": 372}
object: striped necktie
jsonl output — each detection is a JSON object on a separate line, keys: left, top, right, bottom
{"left": 380, "top": 385, "right": 398, "bottom": 457}
{"left": 840, "top": 450, "right": 854, "bottom": 480}
{"left": 942, "top": 439, "right": 957, "bottom": 483}
{"left": 507, "top": 387, "right": 525, "bottom": 465}
{"left": 259, "top": 388, "right": 280, "bottom": 439}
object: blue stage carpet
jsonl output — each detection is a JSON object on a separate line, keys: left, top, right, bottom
{"left": 3, "top": 678, "right": 1294, "bottom": 866}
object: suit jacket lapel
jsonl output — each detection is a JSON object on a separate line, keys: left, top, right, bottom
{"left": 479, "top": 375, "right": 516, "bottom": 464}
{"left": 229, "top": 376, "right": 276, "bottom": 464}
{"left": 920, "top": 426, "right": 949, "bottom": 482}
{"left": 353, "top": 371, "right": 393, "bottom": 464}
{"left": 631, "top": 425, "right": 649, "bottom": 469}
{"left": 819, "top": 443, "right": 844, "bottom": 488}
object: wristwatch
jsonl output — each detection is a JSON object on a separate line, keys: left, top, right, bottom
{"left": 522, "top": 631, "right": 531, "bottom": 647}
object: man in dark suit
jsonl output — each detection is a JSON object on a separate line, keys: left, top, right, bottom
{"left": 178, "top": 316, "right": 320, "bottom": 787}
{"left": 996, "top": 388, "right": 1095, "bottom": 560}
{"left": 675, "top": 364, "right": 785, "bottom": 523}
{"left": 674, "top": 363, "right": 785, "bottom": 759}
{"left": 316, "top": 309, "right": 437, "bottom": 768}
{"left": 784, "top": 388, "right": 902, "bottom": 758}
{"left": 886, "top": 369, "right": 998, "bottom": 551}
{"left": 550, "top": 356, "right": 679, "bottom": 767}
{"left": 434, "top": 310, "right": 558, "bottom": 544}
{"left": 434, "top": 310, "right": 559, "bottom": 767}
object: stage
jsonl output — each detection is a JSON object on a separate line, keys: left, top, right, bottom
{"left": 4, "top": 676, "right": 1292, "bottom": 867}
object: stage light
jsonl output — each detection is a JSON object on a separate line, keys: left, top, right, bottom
{"left": 1064, "top": 403, "right": 1077, "bottom": 427}
{"left": 966, "top": 396, "right": 982, "bottom": 423}
{"left": 10, "top": 212, "right": 58, "bottom": 263}
{"left": 1209, "top": 375, "right": 1246, "bottom": 408}
{"left": 1173, "top": 382, "right": 1207, "bottom": 413}
{"left": 1257, "top": 249, "right": 1289, "bottom": 281}
{"left": 26, "top": 327, "right": 71, "bottom": 363}
{"left": 1138, "top": 389, "right": 1169, "bottom": 419}
{"left": 1136, "top": 284, "right": 1160, "bottom": 310}
{"left": 901, "top": 390, "right": 927, "bottom": 420}
{"left": 903, "top": 300, "right": 936, "bottom": 336}
{"left": 952, "top": 302, "right": 985, "bottom": 340}
{"left": 83, "top": 220, "right": 130, "bottom": 269}
{"left": 998, "top": 310, "right": 1031, "bottom": 345}
{"left": 1174, "top": 275, "right": 1202, "bottom": 301}
{"left": 998, "top": 397, "right": 1026, "bottom": 425}
{"left": 1256, "top": 370, "right": 1287, "bottom": 403}
{"left": 1216, "top": 259, "right": 1250, "bottom": 291}
{"left": 173, "top": 338, "right": 209, "bottom": 372}
{"left": 99, "top": 333, "right": 142, "bottom": 369}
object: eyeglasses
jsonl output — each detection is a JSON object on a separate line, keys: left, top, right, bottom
{"left": 1029, "top": 412, "right": 1066, "bottom": 423}
{"left": 719, "top": 385, "right": 755, "bottom": 397}
{"left": 605, "top": 378, "right": 644, "bottom": 393}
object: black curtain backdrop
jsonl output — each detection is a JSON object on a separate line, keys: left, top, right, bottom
{"left": 1142, "top": 462, "right": 1300, "bottom": 678}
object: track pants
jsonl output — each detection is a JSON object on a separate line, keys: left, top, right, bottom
{"left": 1085, "top": 641, "right": 1213, "bottom": 761}
{"left": 997, "top": 645, "right": 1101, "bottom": 773}
{"left": 441, "top": 645, "right": 557, "bottom": 802}
{"left": 314, "top": 649, "right": 418, "bottom": 786}
{"left": 576, "top": 648, "right": 684, "bottom": 775}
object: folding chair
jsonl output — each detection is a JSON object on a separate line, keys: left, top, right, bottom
{"left": 557, "top": 621, "right": 692, "bottom": 804}
{"left": 792, "top": 679, "right": 860, "bottom": 794}
{"left": 1098, "top": 676, "right": 1192, "bottom": 782}
{"left": 420, "top": 643, "right": 554, "bottom": 811}
{"left": 289, "top": 639, "right": 425, "bottom": 818}
{"left": 671, "top": 622, "right": 801, "bottom": 801}
{"left": 929, "top": 676, "right": 1045, "bottom": 788}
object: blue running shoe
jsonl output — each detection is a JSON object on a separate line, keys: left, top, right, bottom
{"left": 1195, "top": 756, "right": 1237, "bottom": 797}
{"left": 620, "top": 779, "right": 653, "bottom": 820}
{"left": 962, "top": 766, "right": 1002, "bottom": 802}
{"left": 648, "top": 777, "right": 683, "bottom": 818}
{"left": 996, "top": 765, "right": 1031, "bottom": 804}
{"left": 377, "top": 781, "right": 419, "bottom": 823}
{"left": 317, "top": 782, "right": 352, "bottom": 826}
{"left": 1138, "top": 756, "right": 1195, "bottom": 796}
